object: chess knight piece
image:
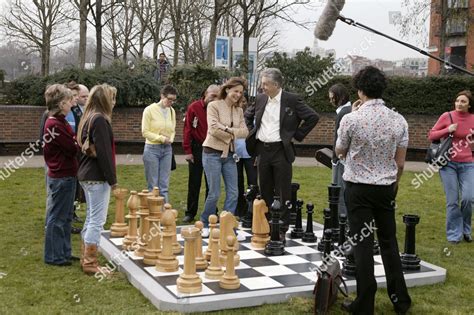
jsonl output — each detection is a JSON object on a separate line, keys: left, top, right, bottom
{"left": 111, "top": 188, "right": 129, "bottom": 237}
{"left": 250, "top": 196, "right": 270, "bottom": 249}
{"left": 264, "top": 197, "right": 285, "bottom": 256}
{"left": 242, "top": 185, "right": 259, "bottom": 228}
{"left": 401, "top": 214, "right": 421, "bottom": 270}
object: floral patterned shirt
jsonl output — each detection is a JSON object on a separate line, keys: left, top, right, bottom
{"left": 336, "top": 99, "right": 409, "bottom": 185}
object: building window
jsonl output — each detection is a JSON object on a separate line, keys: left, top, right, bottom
{"left": 447, "top": 0, "right": 469, "bottom": 9}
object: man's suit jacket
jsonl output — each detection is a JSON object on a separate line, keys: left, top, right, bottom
{"left": 245, "top": 91, "right": 319, "bottom": 163}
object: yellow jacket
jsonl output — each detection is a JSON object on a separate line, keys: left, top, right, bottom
{"left": 141, "top": 101, "right": 176, "bottom": 144}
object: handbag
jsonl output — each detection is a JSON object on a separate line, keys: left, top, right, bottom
{"left": 315, "top": 148, "right": 334, "bottom": 169}
{"left": 313, "top": 259, "right": 348, "bottom": 314}
{"left": 82, "top": 114, "right": 100, "bottom": 158}
{"left": 425, "top": 112, "right": 454, "bottom": 166}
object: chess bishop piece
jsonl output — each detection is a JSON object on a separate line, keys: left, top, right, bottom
{"left": 250, "top": 196, "right": 270, "bottom": 249}
{"left": 219, "top": 211, "right": 240, "bottom": 266}
{"left": 111, "top": 188, "right": 129, "bottom": 237}
{"left": 143, "top": 195, "right": 164, "bottom": 265}
{"left": 264, "top": 197, "right": 285, "bottom": 256}
{"left": 205, "top": 228, "right": 224, "bottom": 280}
{"left": 123, "top": 191, "right": 139, "bottom": 251}
{"left": 156, "top": 210, "right": 179, "bottom": 272}
{"left": 290, "top": 199, "right": 305, "bottom": 239}
{"left": 194, "top": 221, "right": 209, "bottom": 270}
{"left": 401, "top": 214, "right": 421, "bottom": 270}
{"left": 177, "top": 227, "right": 202, "bottom": 293}
{"left": 242, "top": 185, "right": 259, "bottom": 228}
{"left": 302, "top": 203, "right": 317, "bottom": 243}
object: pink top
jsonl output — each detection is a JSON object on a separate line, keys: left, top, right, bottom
{"left": 428, "top": 110, "right": 474, "bottom": 162}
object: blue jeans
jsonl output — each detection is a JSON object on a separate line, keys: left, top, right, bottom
{"left": 439, "top": 161, "right": 474, "bottom": 241}
{"left": 44, "top": 176, "right": 76, "bottom": 264}
{"left": 143, "top": 143, "right": 172, "bottom": 202}
{"left": 80, "top": 181, "right": 111, "bottom": 245}
{"left": 201, "top": 153, "right": 238, "bottom": 227}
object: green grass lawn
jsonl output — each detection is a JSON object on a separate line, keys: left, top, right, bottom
{"left": 0, "top": 165, "right": 472, "bottom": 314}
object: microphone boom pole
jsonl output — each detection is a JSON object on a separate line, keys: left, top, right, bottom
{"left": 338, "top": 15, "right": 474, "bottom": 76}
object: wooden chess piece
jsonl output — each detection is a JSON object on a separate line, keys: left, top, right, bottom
{"left": 111, "top": 187, "right": 129, "bottom": 237}
{"left": 219, "top": 235, "right": 240, "bottom": 290}
{"left": 156, "top": 210, "right": 179, "bottom": 272}
{"left": 171, "top": 209, "right": 183, "bottom": 255}
{"left": 251, "top": 196, "right": 270, "bottom": 249}
{"left": 219, "top": 211, "right": 240, "bottom": 266}
{"left": 176, "top": 227, "right": 202, "bottom": 293}
{"left": 204, "top": 215, "right": 218, "bottom": 261}
{"left": 135, "top": 191, "right": 152, "bottom": 257}
{"left": 143, "top": 195, "right": 164, "bottom": 265}
{"left": 152, "top": 186, "right": 160, "bottom": 197}
{"left": 205, "top": 228, "right": 224, "bottom": 280}
{"left": 123, "top": 191, "right": 139, "bottom": 251}
{"left": 194, "top": 221, "right": 208, "bottom": 270}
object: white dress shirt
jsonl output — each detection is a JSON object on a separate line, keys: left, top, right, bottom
{"left": 257, "top": 89, "right": 282, "bottom": 142}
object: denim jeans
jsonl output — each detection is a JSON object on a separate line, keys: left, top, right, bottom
{"left": 80, "top": 181, "right": 111, "bottom": 245}
{"left": 143, "top": 143, "right": 172, "bottom": 202}
{"left": 44, "top": 176, "right": 76, "bottom": 264}
{"left": 439, "top": 161, "right": 474, "bottom": 241}
{"left": 201, "top": 153, "right": 238, "bottom": 227}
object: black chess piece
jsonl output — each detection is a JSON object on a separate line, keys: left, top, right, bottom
{"left": 322, "top": 229, "right": 333, "bottom": 261}
{"left": 328, "top": 184, "right": 340, "bottom": 243}
{"left": 401, "top": 214, "right": 421, "bottom": 270}
{"left": 335, "top": 213, "right": 347, "bottom": 257}
{"left": 318, "top": 208, "right": 334, "bottom": 251}
{"left": 242, "top": 185, "right": 259, "bottom": 228}
{"left": 302, "top": 203, "right": 317, "bottom": 243}
{"left": 342, "top": 226, "right": 356, "bottom": 277}
{"left": 264, "top": 197, "right": 285, "bottom": 256}
{"left": 289, "top": 183, "right": 300, "bottom": 225}
{"left": 290, "top": 199, "right": 305, "bottom": 239}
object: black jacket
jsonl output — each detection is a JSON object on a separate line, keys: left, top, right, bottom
{"left": 245, "top": 91, "right": 319, "bottom": 163}
{"left": 333, "top": 105, "right": 352, "bottom": 162}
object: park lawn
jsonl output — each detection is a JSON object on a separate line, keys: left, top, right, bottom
{"left": 0, "top": 165, "right": 472, "bottom": 315}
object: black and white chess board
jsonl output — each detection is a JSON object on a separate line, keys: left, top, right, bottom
{"left": 99, "top": 222, "right": 446, "bottom": 313}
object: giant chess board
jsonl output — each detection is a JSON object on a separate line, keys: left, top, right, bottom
{"left": 99, "top": 222, "right": 446, "bottom": 313}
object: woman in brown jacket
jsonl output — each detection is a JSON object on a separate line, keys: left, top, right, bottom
{"left": 200, "top": 77, "right": 249, "bottom": 237}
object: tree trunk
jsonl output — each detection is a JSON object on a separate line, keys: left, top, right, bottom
{"left": 207, "top": 0, "right": 220, "bottom": 65}
{"left": 78, "top": 0, "right": 88, "bottom": 69}
{"left": 95, "top": 0, "right": 103, "bottom": 68}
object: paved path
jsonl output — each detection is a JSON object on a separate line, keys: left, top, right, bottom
{"left": 0, "top": 154, "right": 428, "bottom": 172}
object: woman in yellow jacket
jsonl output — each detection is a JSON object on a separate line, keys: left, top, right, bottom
{"left": 141, "top": 85, "right": 177, "bottom": 202}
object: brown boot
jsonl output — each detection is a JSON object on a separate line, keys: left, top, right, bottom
{"left": 82, "top": 244, "right": 101, "bottom": 275}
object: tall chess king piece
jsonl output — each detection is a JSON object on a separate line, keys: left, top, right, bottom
{"left": 264, "top": 197, "right": 285, "bottom": 256}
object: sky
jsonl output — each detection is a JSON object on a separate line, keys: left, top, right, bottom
{"left": 277, "top": 0, "right": 430, "bottom": 61}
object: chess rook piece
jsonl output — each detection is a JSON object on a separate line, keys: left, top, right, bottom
{"left": 302, "top": 203, "right": 317, "bottom": 243}
{"left": 156, "top": 210, "right": 179, "bottom": 272}
{"left": 219, "top": 211, "right": 240, "bottom": 266}
{"left": 111, "top": 188, "right": 129, "bottom": 237}
{"left": 322, "top": 229, "right": 333, "bottom": 261}
{"left": 205, "top": 228, "right": 224, "bottom": 279}
{"left": 194, "top": 221, "right": 208, "bottom": 270}
{"left": 289, "top": 183, "right": 300, "bottom": 225}
{"left": 318, "top": 208, "right": 333, "bottom": 251}
{"left": 219, "top": 235, "right": 240, "bottom": 289}
{"left": 251, "top": 196, "right": 270, "bottom": 249}
{"left": 264, "top": 197, "right": 285, "bottom": 256}
{"left": 204, "top": 215, "right": 218, "bottom": 261}
{"left": 328, "top": 184, "right": 341, "bottom": 243}
{"left": 171, "top": 209, "right": 183, "bottom": 255}
{"left": 177, "top": 227, "right": 202, "bottom": 293}
{"left": 335, "top": 213, "right": 347, "bottom": 257}
{"left": 401, "top": 214, "right": 421, "bottom": 270}
{"left": 143, "top": 196, "right": 164, "bottom": 265}
{"left": 290, "top": 199, "right": 305, "bottom": 239}
{"left": 123, "top": 191, "right": 139, "bottom": 251}
{"left": 342, "top": 226, "right": 356, "bottom": 277}
{"left": 242, "top": 185, "right": 259, "bottom": 228}
{"left": 135, "top": 191, "right": 152, "bottom": 257}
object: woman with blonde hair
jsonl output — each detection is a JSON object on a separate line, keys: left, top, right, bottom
{"left": 76, "top": 84, "right": 118, "bottom": 274}
{"left": 200, "top": 77, "right": 249, "bottom": 238}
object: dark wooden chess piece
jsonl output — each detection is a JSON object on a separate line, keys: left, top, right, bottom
{"left": 322, "top": 229, "right": 333, "bottom": 261}
{"left": 290, "top": 199, "right": 304, "bottom": 239}
{"left": 328, "top": 184, "right": 340, "bottom": 243}
{"left": 264, "top": 197, "right": 285, "bottom": 256}
{"left": 318, "top": 208, "right": 333, "bottom": 251}
{"left": 342, "top": 226, "right": 356, "bottom": 277}
{"left": 302, "top": 203, "right": 317, "bottom": 243}
{"left": 401, "top": 214, "right": 421, "bottom": 270}
{"left": 289, "top": 183, "right": 300, "bottom": 225}
{"left": 242, "top": 185, "right": 259, "bottom": 228}
{"left": 335, "top": 213, "right": 347, "bottom": 257}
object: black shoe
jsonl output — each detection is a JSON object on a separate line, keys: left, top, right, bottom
{"left": 71, "top": 227, "right": 82, "bottom": 234}
{"left": 68, "top": 255, "right": 80, "bottom": 261}
{"left": 464, "top": 234, "right": 472, "bottom": 242}
{"left": 46, "top": 261, "right": 72, "bottom": 267}
{"left": 182, "top": 215, "right": 193, "bottom": 223}
{"left": 448, "top": 240, "right": 460, "bottom": 245}
{"left": 341, "top": 299, "right": 354, "bottom": 313}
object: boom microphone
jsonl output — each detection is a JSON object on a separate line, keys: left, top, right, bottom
{"left": 314, "top": 0, "right": 345, "bottom": 41}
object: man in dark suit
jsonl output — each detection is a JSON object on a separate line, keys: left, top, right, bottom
{"left": 245, "top": 68, "right": 319, "bottom": 241}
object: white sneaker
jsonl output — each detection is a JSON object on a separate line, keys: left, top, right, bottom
{"left": 201, "top": 228, "right": 210, "bottom": 238}
{"left": 236, "top": 230, "right": 246, "bottom": 242}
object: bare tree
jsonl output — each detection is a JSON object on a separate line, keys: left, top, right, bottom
{"left": 0, "top": 0, "right": 72, "bottom": 76}
{"left": 148, "top": 0, "right": 172, "bottom": 60}
{"left": 168, "top": 0, "right": 198, "bottom": 65}
{"left": 69, "top": 0, "right": 91, "bottom": 69}
{"left": 103, "top": 0, "right": 136, "bottom": 61}
{"left": 206, "top": 0, "right": 236, "bottom": 64}
{"left": 396, "top": 0, "right": 432, "bottom": 48}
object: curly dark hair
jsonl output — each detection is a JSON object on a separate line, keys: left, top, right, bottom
{"left": 352, "top": 66, "right": 387, "bottom": 99}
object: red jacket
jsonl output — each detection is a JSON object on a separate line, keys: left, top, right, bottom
{"left": 182, "top": 99, "right": 208, "bottom": 154}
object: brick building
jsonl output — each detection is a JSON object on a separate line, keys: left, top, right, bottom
{"left": 428, "top": 0, "right": 474, "bottom": 75}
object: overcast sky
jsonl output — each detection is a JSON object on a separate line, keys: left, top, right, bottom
{"left": 278, "top": 0, "right": 429, "bottom": 61}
